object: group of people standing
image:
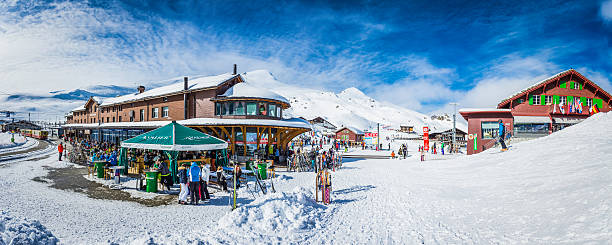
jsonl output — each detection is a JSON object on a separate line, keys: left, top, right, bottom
{"left": 177, "top": 161, "right": 243, "bottom": 205}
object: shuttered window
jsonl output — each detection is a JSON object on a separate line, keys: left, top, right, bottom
{"left": 560, "top": 81, "right": 567, "bottom": 88}
{"left": 594, "top": 98, "right": 603, "bottom": 108}
{"left": 553, "top": 95, "right": 560, "bottom": 104}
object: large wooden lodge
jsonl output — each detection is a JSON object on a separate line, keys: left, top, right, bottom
{"left": 460, "top": 69, "right": 611, "bottom": 155}
{"left": 63, "top": 66, "right": 311, "bottom": 158}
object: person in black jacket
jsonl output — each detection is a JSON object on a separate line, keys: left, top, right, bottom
{"left": 177, "top": 163, "right": 189, "bottom": 204}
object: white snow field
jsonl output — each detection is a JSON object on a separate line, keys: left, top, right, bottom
{"left": 0, "top": 132, "right": 28, "bottom": 150}
{"left": 1, "top": 112, "right": 611, "bottom": 244}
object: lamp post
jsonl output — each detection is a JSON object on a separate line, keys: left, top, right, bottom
{"left": 449, "top": 102, "right": 459, "bottom": 153}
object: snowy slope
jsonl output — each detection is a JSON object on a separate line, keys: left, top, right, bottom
{"left": 242, "top": 70, "right": 465, "bottom": 133}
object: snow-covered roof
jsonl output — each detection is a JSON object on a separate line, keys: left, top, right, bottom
{"left": 98, "top": 73, "right": 237, "bottom": 107}
{"left": 459, "top": 108, "right": 512, "bottom": 113}
{"left": 219, "top": 80, "right": 289, "bottom": 104}
{"left": 63, "top": 117, "right": 312, "bottom": 129}
{"left": 336, "top": 126, "right": 364, "bottom": 135}
{"left": 72, "top": 105, "right": 85, "bottom": 111}
{"left": 180, "top": 117, "right": 311, "bottom": 129}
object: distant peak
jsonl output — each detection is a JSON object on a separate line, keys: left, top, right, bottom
{"left": 340, "top": 87, "right": 366, "bottom": 97}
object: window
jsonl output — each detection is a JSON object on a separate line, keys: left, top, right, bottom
{"left": 573, "top": 82, "right": 580, "bottom": 89}
{"left": 269, "top": 104, "right": 277, "bottom": 117}
{"left": 545, "top": 95, "right": 552, "bottom": 105}
{"left": 119, "top": 105, "right": 123, "bottom": 111}
{"left": 258, "top": 103, "right": 267, "bottom": 116}
{"left": 130, "top": 110, "right": 135, "bottom": 122}
{"left": 215, "top": 103, "right": 221, "bottom": 115}
{"left": 481, "top": 121, "right": 499, "bottom": 139}
{"left": 107, "top": 117, "right": 109, "bottom": 123}
{"left": 533, "top": 95, "right": 541, "bottom": 105}
{"left": 112, "top": 117, "right": 115, "bottom": 122}
{"left": 222, "top": 102, "right": 229, "bottom": 115}
{"left": 140, "top": 109, "right": 145, "bottom": 121}
{"left": 228, "top": 102, "right": 235, "bottom": 115}
{"left": 112, "top": 107, "right": 116, "bottom": 112}
{"left": 277, "top": 106, "right": 281, "bottom": 118}
{"left": 94, "top": 106, "right": 97, "bottom": 112}
{"left": 246, "top": 102, "right": 257, "bottom": 115}
{"left": 559, "top": 96, "right": 567, "bottom": 105}
{"left": 152, "top": 108, "right": 159, "bottom": 118}
{"left": 118, "top": 116, "right": 122, "bottom": 122}
{"left": 163, "top": 97, "right": 168, "bottom": 102}
{"left": 162, "top": 106, "right": 169, "bottom": 117}
{"left": 514, "top": 123, "right": 549, "bottom": 135}
{"left": 235, "top": 101, "right": 245, "bottom": 115}
{"left": 586, "top": 98, "right": 593, "bottom": 107}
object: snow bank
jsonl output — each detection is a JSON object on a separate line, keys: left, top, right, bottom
{"left": 0, "top": 133, "right": 27, "bottom": 149}
{"left": 0, "top": 211, "right": 59, "bottom": 245}
{"left": 214, "top": 187, "right": 327, "bottom": 243}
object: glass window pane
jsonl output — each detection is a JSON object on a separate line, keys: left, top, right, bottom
{"left": 258, "top": 103, "right": 267, "bottom": 116}
{"left": 247, "top": 102, "right": 257, "bottom": 115}
{"left": 235, "top": 102, "right": 245, "bottom": 115}
{"left": 228, "top": 102, "right": 234, "bottom": 115}
{"left": 277, "top": 107, "right": 281, "bottom": 118}
{"left": 269, "top": 104, "right": 276, "bottom": 117}
{"left": 481, "top": 121, "right": 499, "bottom": 139}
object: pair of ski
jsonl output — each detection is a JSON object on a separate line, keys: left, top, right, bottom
{"left": 315, "top": 170, "right": 332, "bottom": 204}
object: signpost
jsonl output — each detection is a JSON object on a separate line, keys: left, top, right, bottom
{"left": 423, "top": 126, "right": 429, "bottom": 151}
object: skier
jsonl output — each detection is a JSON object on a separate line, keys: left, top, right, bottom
{"left": 58, "top": 143, "right": 64, "bottom": 161}
{"left": 441, "top": 142, "right": 445, "bottom": 155}
{"left": 498, "top": 119, "right": 508, "bottom": 151}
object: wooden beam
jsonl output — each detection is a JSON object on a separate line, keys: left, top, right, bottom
{"left": 256, "top": 127, "right": 261, "bottom": 150}
{"left": 242, "top": 126, "right": 247, "bottom": 156}
{"left": 230, "top": 127, "right": 235, "bottom": 155}
{"left": 209, "top": 127, "right": 220, "bottom": 138}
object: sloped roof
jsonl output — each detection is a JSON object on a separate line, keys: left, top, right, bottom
{"left": 219, "top": 77, "right": 289, "bottom": 104}
{"left": 498, "top": 69, "right": 612, "bottom": 108}
{"left": 336, "top": 126, "right": 364, "bottom": 135}
{"left": 98, "top": 73, "right": 237, "bottom": 107}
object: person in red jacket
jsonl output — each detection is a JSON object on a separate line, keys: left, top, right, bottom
{"left": 58, "top": 143, "right": 64, "bottom": 161}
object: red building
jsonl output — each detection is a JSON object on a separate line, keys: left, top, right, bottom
{"left": 335, "top": 127, "right": 364, "bottom": 146}
{"left": 460, "top": 69, "right": 611, "bottom": 155}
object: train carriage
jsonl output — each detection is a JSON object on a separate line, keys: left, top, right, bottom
{"left": 32, "top": 130, "right": 49, "bottom": 140}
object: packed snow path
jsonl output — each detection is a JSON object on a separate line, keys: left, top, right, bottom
{"left": 1, "top": 112, "right": 611, "bottom": 244}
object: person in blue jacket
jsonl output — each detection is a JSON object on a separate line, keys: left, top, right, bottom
{"left": 498, "top": 119, "right": 508, "bottom": 151}
{"left": 188, "top": 162, "right": 201, "bottom": 205}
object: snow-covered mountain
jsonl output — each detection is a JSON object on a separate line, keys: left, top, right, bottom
{"left": 2, "top": 70, "right": 466, "bottom": 133}
{"left": 242, "top": 70, "right": 465, "bottom": 134}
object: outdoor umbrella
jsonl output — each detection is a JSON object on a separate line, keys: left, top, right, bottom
{"left": 121, "top": 121, "right": 228, "bottom": 181}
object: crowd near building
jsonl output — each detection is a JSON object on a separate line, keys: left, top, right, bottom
{"left": 63, "top": 66, "right": 311, "bottom": 160}
{"left": 460, "top": 69, "right": 611, "bottom": 155}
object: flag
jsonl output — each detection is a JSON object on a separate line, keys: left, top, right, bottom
{"left": 569, "top": 101, "right": 573, "bottom": 113}
{"left": 592, "top": 104, "right": 600, "bottom": 114}
{"left": 559, "top": 101, "right": 565, "bottom": 114}
{"left": 577, "top": 100, "right": 583, "bottom": 114}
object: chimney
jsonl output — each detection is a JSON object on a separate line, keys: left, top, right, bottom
{"left": 137, "top": 86, "right": 145, "bottom": 93}
{"left": 233, "top": 64, "right": 237, "bottom": 75}
{"left": 184, "top": 77, "right": 188, "bottom": 120}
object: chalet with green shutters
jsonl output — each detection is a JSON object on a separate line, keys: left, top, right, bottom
{"left": 460, "top": 69, "right": 611, "bottom": 155}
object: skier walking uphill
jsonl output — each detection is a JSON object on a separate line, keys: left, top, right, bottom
{"left": 498, "top": 119, "right": 508, "bottom": 151}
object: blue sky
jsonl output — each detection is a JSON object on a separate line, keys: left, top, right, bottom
{"left": 1, "top": 0, "right": 611, "bottom": 114}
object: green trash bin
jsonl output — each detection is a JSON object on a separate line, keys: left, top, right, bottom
{"left": 94, "top": 161, "right": 106, "bottom": 178}
{"left": 145, "top": 171, "right": 159, "bottom": 193}
{"left": 257, "top": 163, "right": 267, "bottom": 180}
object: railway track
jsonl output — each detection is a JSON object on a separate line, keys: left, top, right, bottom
{"left": 0, "top": 139, "right": 55, "bottom": 163}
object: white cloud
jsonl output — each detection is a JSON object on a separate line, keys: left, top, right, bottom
{"left": 601, "top": 0, "right": 612, "bottom": 21}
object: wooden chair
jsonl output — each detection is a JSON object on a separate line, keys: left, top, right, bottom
{"left": 104, "top": 167, "right": 113, "bottom": 180}
{"left": 87, "top": 164, "right": 95, "bottom": 178}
